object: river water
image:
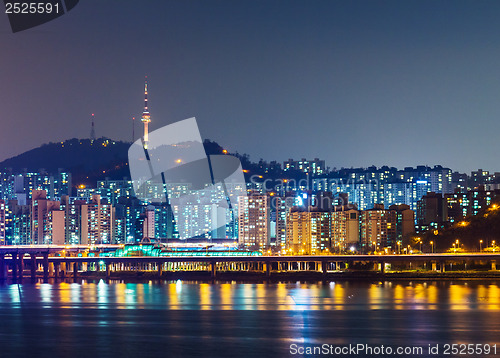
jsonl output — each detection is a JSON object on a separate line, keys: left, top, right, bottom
{"left": 0, "top": 280, "right": 499, "bottom": 357}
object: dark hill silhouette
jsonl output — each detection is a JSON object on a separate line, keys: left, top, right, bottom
{"left": 0, "top": 138, "right": 131, "bottom": 186}
{"left": 0, "top": 137, "right": 302, "bottom": 191}
{"left": 0, "top": 138, "right": 258, "bottom": 187}
{"left": 419, "top": 201, "right": 500, "bottom": 252}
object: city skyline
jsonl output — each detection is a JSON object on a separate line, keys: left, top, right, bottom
{"left": 0, "top": 130, "right": 500, "bottom": 178}
{"left": 2, "top": 3, "right": 500, "bottom": 357}
{"left": 2, "top": 1, "right": 500, "bottom": 173}
{"left": 0, "top": 163, "right": 498, "bottom": 250}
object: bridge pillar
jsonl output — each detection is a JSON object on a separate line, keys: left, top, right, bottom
{"left": 43, "top": 253, "right": 49, "bottom": 283}
{"left": 431, "top": 261, "right": 437, "bottom": 271}
{"left": 264, "top": 263, "right": 271, "bottom": 277}
{"left": 73, "top": 262, "right": 78, "bottom": 281}
{"left": 380, "top": 262, "right": 386, "bottom": 273}
{"left": 322, "top": 261, "right": 328, "bottom": 275}
{"left": 491, "top": 260, "right": 497, "bottom": 271}
{"left": 440, "top": 261, "right": 446, "bottom": 273}
{"left": 0, "top": 254, "right": 5, "bottom": 281}
{"left": 49, "top": 262, "right": 54, "bottom": 278}
{"left": 18, "top": 254, "right": 24, "bottom": 282}
{"left": 210, "top": 262, "right": 217, "bottom": 278}
{"left": 54, "top": 263, "right": 60, "bottom": 281}
{"left": 105, "top": 263, "right": 111, "bottom": 279}
{"left": 31, "top": 256, "right": 37, "bottom": 283}
{"left": 158, "top": 262, "right": 163, "bottom": 276}
{"left": 60, "top": 262, "right": 66, "bottom": 279}
{"left": 12, "top": 253, "right": 18, "bottom": 283}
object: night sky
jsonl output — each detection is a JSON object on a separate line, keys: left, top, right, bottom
{"left": 1, "top": 0, "right": 500, "bottom": 173}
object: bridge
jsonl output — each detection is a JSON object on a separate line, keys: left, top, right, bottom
{"left": 1, "top": 246, "right": 500, "bottom": 282}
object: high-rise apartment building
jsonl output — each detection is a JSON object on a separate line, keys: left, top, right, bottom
{"left": 331, "top": 206, "right": 360, "bottom": 251}
{"left": 416, "top": 192, "right": 448, "bottom": 232}
{"left": 238, "top": 194, "right": 270, "bottom": 248}
{"left": 286, "top": 209, "right": 331, "bottom": 255}
{"left": 143, "top": 207, "right": 155, "bottom": 239}
{"left": 275, "top": 195, "right": 296, "bottom": 249}
{"left": 360, "top": 204, "right": 397, "bottom": 250}
{"left": 0, "top": 200, "right": 5, "bottom": 245}
{"left": 81, "top": 195, "right": 114, "bottom": 245}
{"left": 60, "top": 196, "right": 87, "bottom": 245}
{"left": 10, "top": 200, "right": 31, "bottom": 245}
{"left": 284, "top": 158, "right": 326, "bottom": 176}
{"left": 31, "top": 190, "right": 61, "bottom": 244}
{"left": 45, "top": 209, "right": 65, "bottom": 245}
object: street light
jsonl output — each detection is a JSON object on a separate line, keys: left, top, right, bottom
{"left": 430, "top": 241, "right": 434, "bottom": 254}
{"left": 480, "top": 240, "right": 483, "bottom": 252}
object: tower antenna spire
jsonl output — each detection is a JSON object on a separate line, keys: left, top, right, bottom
{"left": 141, "top": 76, "right": 151, "bottom": 149}
{"left": 132, "top": 116, "right": 135, "bottom": 142}
{"left": 90, "top": 113, "right": 96, "bottom": 141}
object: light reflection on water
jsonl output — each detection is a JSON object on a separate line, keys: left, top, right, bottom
{"left": 0, "top": 280, "right": 499, "bottom": 310}
{"left": 1, "top": 281, "right": 500, "bottom": 357}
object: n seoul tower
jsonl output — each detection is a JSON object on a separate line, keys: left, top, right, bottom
{"left": 141, "top": 78, "right": 151, "bottom": 149}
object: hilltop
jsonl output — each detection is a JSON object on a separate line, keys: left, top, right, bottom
{"left": 0, "top": 138, "right": 131, "bottom": 185}
{"left": 0, "top": 138, "right": 255, "bottom": 186}
{"left": 0, "top": 137, "right": 313, "bottom": 191}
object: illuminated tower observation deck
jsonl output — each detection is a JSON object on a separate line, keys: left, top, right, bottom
{"left": 141, "top": 80, "right": 151, "bottom": 149}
